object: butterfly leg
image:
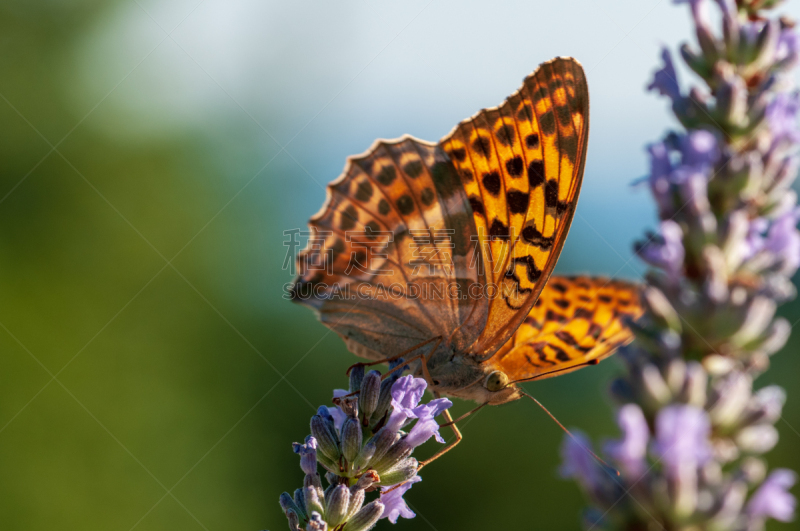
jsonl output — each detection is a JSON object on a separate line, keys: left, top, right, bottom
{"left": 416, "top": 393, "right": 462, "bottom": 471}
{"left": 345, "top": 336, "right": 442, "bottom": 381}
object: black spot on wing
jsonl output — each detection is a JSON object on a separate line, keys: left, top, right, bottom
{"left": 546, "top": 310, "right": 567, "bottom": 323}
{"left": 513, "top": 255, "right": 542, "bottom": 283}
{"left": 377, "top": 166, "right": 396, "bottom": 186}
{"left": 469, "top": 197, "right": 485, "bottom": 216}
{"left": 522, "top": 225, "right": 554, "bottom": 250}
{"left": 495, "top": 124, "right": 516, "bottom": 146}
{"left": 340, "top": 205, "right": 358, "bottom": 230}
{"left": 420, "top": 187, "right": 435, "bottom": 206}
{"left": 540, "top": 111, "right": 556, "bottom": 136}
{"left": 472, "top": 135, "right": 492, "bottom": 158}
{"left": 449, "top": 147, "right": 467, "bottom": 162}
{"left": 545, "top": 180, "right": 559, "bottom": 206}
{"left": 404, "top": 160, "right": 423, "bottom": 178}
{"left": 507, "top": 190, "right": 529, "bottom": 215}
{"left": 550, "top": 281, "right": 567, "bottom": 293}
{"left": 482, "top": 171, "right": 502, "bottom": 196}
{"left": 355, "top": 181, "right": 373, "bottom": 202}
{"left": 528, "top": 161, "right": 545, "bottom": 188}
{"left": 396, "top": 195, "right": 415, "bottom": 215}
{"left": 489, "top": 219, "right": 510, "bottom": 240}
{"left": 553, "top": 298, "right": 570, "bottom": 309}
{"left": 506, "top": 156, "right": 524, "bottom": 177}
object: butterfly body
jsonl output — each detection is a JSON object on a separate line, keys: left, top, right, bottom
{"left": 291, "top": 57, "right": 642, "bottom": 406}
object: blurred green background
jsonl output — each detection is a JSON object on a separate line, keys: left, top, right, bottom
{"left": 1, "top": 1, "right": 799, "bottom": 530}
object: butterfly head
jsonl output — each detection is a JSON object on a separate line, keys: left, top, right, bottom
{"left": 429, "top": 353, "right": 520, "bottom": 405}
{"left": 484, "top": 370, "right": 510, "bottom": 392}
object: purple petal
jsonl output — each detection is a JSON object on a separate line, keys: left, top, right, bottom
{"left": 559, "top": 430, "right": 602, "bottom": 491}
{"left": 380, "top": 475, "right": 422, "bottom": 523}
{"left": 747, "top": 469, "right": 797, "bottom": 522}
{"left": 765, "top": 207, "right": 800, "bottom": 274}
{"left": 637, "top": 220, "right": 685, "bottom": 277}
{"left": 680, "top": 130, "right": 719, "bottom": 168}
{"left": 292, "top": 436, "right": 318, "bottom": 475}
{"left": 391, "top": 375, "right": 427, "bottom": 415}
{"left": 741, "top": 218, "right": 768, "bottom": 262}
{"left": 326, "top": 406, "right": 347, "bottom": 434}
{"left": 767, "top": 92, "right": 800, "bottom": 145}
{"left": 651, "top": 405, "right": 712, "bottom": 474}
{"left": 604, "top": 404, "right": 649, "bottom": 476}
{"left": 410, "top": 397, "right": 452, "bottom": 421}
{"left": 777, "top": 27, "right": 800, "bottom": 66}
{"left": 405, "top": 417, "right": 443, "bottom": 447}
{"left": 648, "top": 48, "right": 681, "bottom": 102}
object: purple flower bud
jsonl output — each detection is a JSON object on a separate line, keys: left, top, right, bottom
{"left": 736, "top": 424, "right": 779, "bottom": 454}
{"left": 378, "top": 458, "right": 418, "bottom": 486}
{"left": 366, "top": 427, "right": 399, "bottom": 464}
{"left": 344, "top": 500, "right": 384, "bottom": 531}
{"left": 304, "top": 485, "right": 325, "bottom": 517}
{"left": 326, "top": 485, "right": 350, "bottom": 528}
{"left": 286, "top": 509, "right": 301, "bottom": 531}
{"left": 604, "top": 404, "right": 649, "bottom": 477}
{"left": 340, "top": 417, "right": 363, "bottom": 463}
{"left": 349, "top": 365, "right": 364, "bottom": 393}
{"left": 380, "top": 475, "right": 421, "bottom": 523}
{"left": 649, "top": 48, "right": 682, "bottom": 103}
{"left": 652, "top": 405, "right": 713, "bottom": 474}
{"left": 636, "top": 220, "right": 685, "bottom": 278}
{"left": 751, "top": 386, "right": 786, "bottom": 423}
{"left": 747, "top": 469, "right": 797, "bottom": 522}
{"left": 280, "top": 491, "right": 303, "bottom": 518}
{"left": 310, "top": 414, "right": 340, "bottom": 461}
{"left": 292, "top": 436, "right": 318, "bottom": 476}
{"left": 358, "top": 370, "right": 381, "bottom": 419}
{"left": 346, "top": 488, "right": 365, "bottom": 521}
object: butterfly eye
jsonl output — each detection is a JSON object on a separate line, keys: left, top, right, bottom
{"left": 484, "top": 370, "right": 510, "bottom": 392}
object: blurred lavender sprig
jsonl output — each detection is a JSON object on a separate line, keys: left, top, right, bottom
{"left": 562, "top": 1, "right": 799, "bottom": 529}
{"left": 277, "top": 362, "right": 452, "bottom": 531}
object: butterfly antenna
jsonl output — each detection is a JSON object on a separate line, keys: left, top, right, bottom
{"left": 519, "top": 389, "right": 619, "bottom": 475}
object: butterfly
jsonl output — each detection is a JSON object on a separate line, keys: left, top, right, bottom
{"left": 290, "top": 57, "right": 642, "bottom": 414}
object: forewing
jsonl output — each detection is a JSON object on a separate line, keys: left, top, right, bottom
{"left": 290, "top": 136, "right": 488, "bottom": 358}
{"left": 438, "top": 57, "right": 590, "bottom": 360}
{"left": 491, "top": 276, "right": 642, "bottom": 382}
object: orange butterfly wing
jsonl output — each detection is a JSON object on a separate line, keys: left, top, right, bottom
{"left": 290, "top": 137, "right": 488, "bottom": 358}
{"left": 490, "top": 276, "right": 643, "bottom": 382}
{"left": 291, "top": 57, "right": 590, "bottom": 370}
{"left": 439, "top": 57, "right": 590, "bottom": 360}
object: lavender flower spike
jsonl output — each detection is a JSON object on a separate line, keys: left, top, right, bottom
{"left": 276, "top": 367, "right": 451, "bottom": 530}
{"left": 561, "top": 1, "right": 799, "bottom": 528}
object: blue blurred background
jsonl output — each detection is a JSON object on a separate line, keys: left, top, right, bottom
{"left": 1, "top": 1, "right": 799, "bottom": 529}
